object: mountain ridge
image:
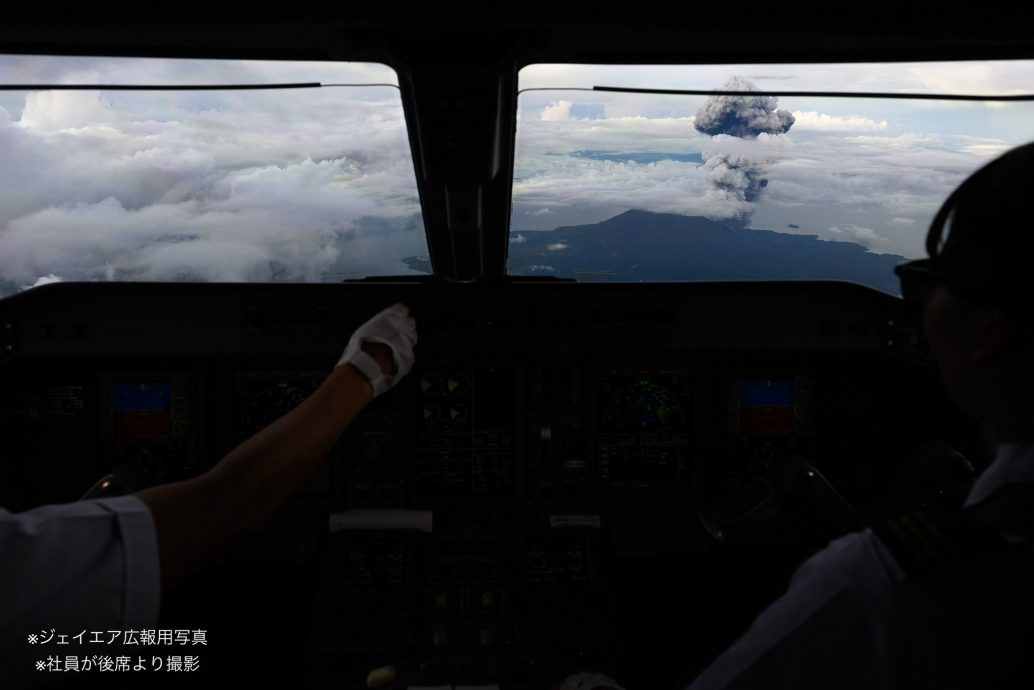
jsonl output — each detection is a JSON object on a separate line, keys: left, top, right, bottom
{"left": 404, "top": 209, "right": 905, "bottom": 293}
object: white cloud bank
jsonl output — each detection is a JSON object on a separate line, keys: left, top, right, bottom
{"left": 513, "top": 89, "right": 1020, "bottom": 257}
{"left": 791, "top": 111, "right": 888, "bottom": 132}
{"left": 827, "top": 224, "right": 890, "bottom": 249}
{"left": 0, "top": 58, "right": 426, "bottom": 294}
{"left": 541, "top": 101, "right": 573, "bottom": 121}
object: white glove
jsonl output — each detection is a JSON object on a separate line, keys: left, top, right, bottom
{"left": 337, "top": 303, "right": 417, "bottom": 397}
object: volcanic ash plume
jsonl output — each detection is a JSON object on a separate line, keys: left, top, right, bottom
{"left": 694, "top": 76, "right": 794, "bottom": 228}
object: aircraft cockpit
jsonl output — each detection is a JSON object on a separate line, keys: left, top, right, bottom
{"left": 2, "top": 12, "right": 1032, "bottom": 689}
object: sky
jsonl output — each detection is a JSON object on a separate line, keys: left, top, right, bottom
{"left": 513, "top": 61, "right": 1034, "bottom": 259}
{"left": 1, "top": 56, "right": 1034, "bottom": 294}
{"left": 0, "top": 56, "right": 425, "bottom": 295}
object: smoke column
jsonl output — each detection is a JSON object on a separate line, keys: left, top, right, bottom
{"left": 694, "top": 76, "right": 794, "bottom": 229}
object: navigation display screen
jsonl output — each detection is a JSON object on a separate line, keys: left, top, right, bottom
{"left": 598, "top": 367, "right": 692, "bottom": 489}
{"left": 233, "top": 371, "right": 324, "bottom": 440}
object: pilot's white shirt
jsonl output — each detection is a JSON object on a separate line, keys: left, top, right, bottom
{"left": 688, "top": 442, "right": 1034, "bottom": 690}
{"left": 0, "top": 495, "right": 161, "bottom": 674}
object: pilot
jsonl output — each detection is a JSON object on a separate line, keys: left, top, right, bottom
{"left": 0, "top": 303, "right": 417, "bottom": 678}
{"left": 686, "top": 143, "right": 1034, "bottom": 689}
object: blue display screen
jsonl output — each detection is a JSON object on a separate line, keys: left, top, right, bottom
{"left": 741, "top": 379, "right": 795, "bottom": 406}
{"left": 113, "top": 383, "right": 172, "bottom": 412}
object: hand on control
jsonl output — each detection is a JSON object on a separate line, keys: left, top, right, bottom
{"left": 337, "top": 303, "right": 417, "bottom": 397}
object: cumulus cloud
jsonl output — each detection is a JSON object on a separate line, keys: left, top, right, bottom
{"left": 890, "top": 217, "right": 916, "bottom": 226}
{"left": 25, "top": 274, "right": 63, "bottom": 289}
{"left": 790, "top": 111, "right": 888, "bottom": 132}
{"left": 541, "top": 101, "right": 573, "bottom": 121}
{"left": 764, "top": 136, "right": 979, "bottom": 221}
{"left": 906, "top": 62, "right": 1034, "bottom": 97}
{"left": 957, "top": 138, "right": 1014, "bottom": 158}
{"left": 19, "top": 91, "right": 117, "bottom": 131}
{"left": 845, "top": 133, "right": 941, "bottom": 148}
{"left": 827, "top": 224, "right": 890, "bottom": 248}
{"left": 510, "top": 233, "right": 527, "bottom": 244}
{"left": 0, "top": 57, "right": 425, "bottom": 295}
{"left": 514, "top": 157, "right": 740, "bottom": 222}
{"left": 547, "top": 241, "right": 568, "bottom": 251}
{"left": 516, "top": 111, "right": 699, "bottom": 160}
{"left": 529, "top": 207, "right": 553, "bottom": 216}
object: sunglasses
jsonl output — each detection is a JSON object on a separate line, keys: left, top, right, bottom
{"left": 894, "top": 258, "right": 941, "bottom": 307}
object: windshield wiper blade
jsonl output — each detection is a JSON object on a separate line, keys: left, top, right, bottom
{"left": 0, "top": 82, "right": 323, "bottom": 91}
{"left": 591, "top": 85, "right": 1034, "bottom": 101}
{"left": 0, "top": 82, "right": 401, "bottom": 91}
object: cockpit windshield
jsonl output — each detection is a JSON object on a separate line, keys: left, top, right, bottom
{"left": 0, "top": 56, "right": 426, "bottom": 297}
{"left": 509, "top": 61, "right": 1034, "bottom": 292}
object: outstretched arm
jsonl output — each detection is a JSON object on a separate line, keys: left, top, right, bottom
{"left": 136, "top": 303, "right": 417, "bottom": 591}
{"left": 686, "top": 530, "right": 902, "bottom": 690}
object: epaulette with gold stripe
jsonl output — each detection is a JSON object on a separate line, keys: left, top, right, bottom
{"left": 873, "top": 483, "right": 1034, "bottom": 579}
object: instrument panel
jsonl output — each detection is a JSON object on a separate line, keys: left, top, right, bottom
{"left": 598, "top": 367, "right": 692, "bottom": 490}
{"left": 0, "top": 281, "right": 981, "bottom": 688}
{"left": 417, "top": 365, "right": 516, "bottom": 496}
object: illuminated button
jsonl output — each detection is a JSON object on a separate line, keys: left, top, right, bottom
{"left": 447, "top": 374, "right": 469, "bottom": 394}
{"left": 480, "top": 591, "right": 495, "bottom": 609}
{"left": 420, "top": 374, "right": 443, "bottom": 395}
